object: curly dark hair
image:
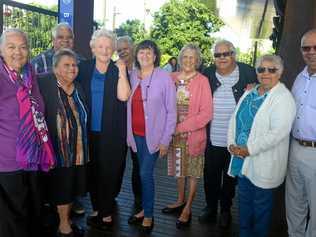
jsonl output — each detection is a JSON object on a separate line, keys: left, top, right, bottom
{"left": 134, "top": 40, "right": 161, "bottom": 69}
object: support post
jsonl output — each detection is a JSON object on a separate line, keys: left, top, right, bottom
{"left": 73, "top": 0, "right": 94, "bottom": 58}
{"left": 278, "top": 0, "right": 316, "bottom": 88}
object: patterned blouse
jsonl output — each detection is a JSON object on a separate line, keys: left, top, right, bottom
{"left": 230, "top": 85, "right": 267, "bottom": 176}
{"left": 56, "top": 87, "right": 88, "bottom": 167}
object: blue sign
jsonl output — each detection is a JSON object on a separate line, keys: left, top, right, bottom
{"left": 59, "top": 0, "right": 74, "bottom": 27}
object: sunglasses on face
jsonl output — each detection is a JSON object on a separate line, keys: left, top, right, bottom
{"left": 214, "top": 51, "right": 234, "bottom": 58}
{"left": 256, "top": 67, "right": 278, "bottom": 74}
{"left": 301, "top": 45, "right": 316, "bottom": 52}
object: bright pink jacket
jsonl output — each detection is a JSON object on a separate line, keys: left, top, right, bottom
{"left": 172, "top": 72, "right": 213, "bottom": 156}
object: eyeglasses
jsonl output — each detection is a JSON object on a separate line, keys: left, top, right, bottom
{"left": 256, "top": 67, "right": 278, "bottom": 74}
{"left": 301, "top": 45, "right": 316, "bottom": 52}
{"left": 214, "top": 51, "right": 234, "bottom": 58}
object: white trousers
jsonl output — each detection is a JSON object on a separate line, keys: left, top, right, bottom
{"left": 286, "top": 139, "right": 316, "bottom": 237}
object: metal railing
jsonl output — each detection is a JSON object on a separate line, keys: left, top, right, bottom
{"left": 0, "top": 0, "right": 58, "bottom": 57}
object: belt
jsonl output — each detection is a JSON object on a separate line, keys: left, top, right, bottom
{"left": 295, "top": 138, "right": 316, "bottom": 148}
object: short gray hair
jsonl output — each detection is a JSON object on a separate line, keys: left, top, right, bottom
{"left": 301, "top": 29, "right": 316, "bottom": 47}
{"left": 52, "top": 22, "right": 74, "bottom": 39}
{"left": 178, "top": 43, "right": 203, "bottom": 70}
{"left": 52, "top": 48, "right": 78, "bottom": 69}
{"left": 213, "top": 39, "right": 236, "bottom": 55}
{"left": 0, "top": 28, "right": 29, "bottom": 48}
{"left": 90, "top": 28, "right": 117, "bottom": 49}
{"left": 255, "top": 55, "right": 284, "bottom": 75}
{"left": 117, "top": 35, "right": 133, "bottom": 47}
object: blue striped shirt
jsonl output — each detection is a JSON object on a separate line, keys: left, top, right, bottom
{"left": 210, "top": 67, "right": 239, "bottom": 147}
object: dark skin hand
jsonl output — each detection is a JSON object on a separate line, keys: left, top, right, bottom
{"left": 229, "top": 144, "right": 250, "bottom": 158}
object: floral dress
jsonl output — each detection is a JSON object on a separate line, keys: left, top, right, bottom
{"left": 167, "top": 79, "right": 204, "bottom": 178}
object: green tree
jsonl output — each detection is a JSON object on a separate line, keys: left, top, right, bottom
{"left": 150, "top": 0, "right": 223, "bottom": 65}
{"left": 4, "top": 4, "right": 57, "bottom": 57}
{"left": 115, "top": 19, "right": 146, "bottom": 43}
{"left": 200, "top": 0, "right": 218, "bottom": 16}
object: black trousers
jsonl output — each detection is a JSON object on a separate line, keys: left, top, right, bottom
{"left": 203, "top": 143, "right": 236, "bottom": 214}
{"left": 115, "top": 147, "right": 142, "bottom": 207}
{"left": 0, "top": 171, "right": 40, "bottom": 237}
{"left": 88, "top": 132, "right": 126, "bottom": 218}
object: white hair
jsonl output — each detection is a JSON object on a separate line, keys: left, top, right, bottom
{"left": 0, "top": 28, "right": 29, "bottom": 47}
{"left": 255, "top": 54, "right": 284, "bottom": 75}
{"left": 178, "top": 43, "right": 202, "bottom": 70}
{"left": 117, "top": 35, "right": 133, "bottom": 47}
{"left": 52, "top": 22, "right": 74, "bottom": 39}
{"left": 90, "top": 28, "right": 117, "bottom": 49}
{"left": 212, "top": 39, "right": 236, "bottom": 55}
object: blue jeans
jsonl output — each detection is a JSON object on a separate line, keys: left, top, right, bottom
{"left": 238, "top": 177, "right": 274, "bottom": 237}
{"left": 134, "top": 135, "right": 158, "bottom": 218}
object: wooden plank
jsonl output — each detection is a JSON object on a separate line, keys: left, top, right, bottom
{"left": 67, "top": 156, "right": 287, "bottom": 237}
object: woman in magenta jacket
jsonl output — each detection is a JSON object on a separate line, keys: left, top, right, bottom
{"left": 161, "top": 43, "right": 213, "bottom": 229}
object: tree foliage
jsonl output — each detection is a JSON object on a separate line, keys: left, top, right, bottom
{"left": 200, "top": 0, "right": 218, "bottom": 16}
{"left": 115, "top": 19, "right": 146, "bottom": 43}
{"left": 150, "top": 0, "right": 224, "bottom": 64}
{"left": 3, "top": 4, "right": 57, "bottom": 57}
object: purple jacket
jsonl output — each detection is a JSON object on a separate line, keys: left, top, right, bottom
{"left": 0, "top": 61, "right": 44, "bottom": 172}
{"left": 127, "top": 67, "right": 177, "bottom": 154}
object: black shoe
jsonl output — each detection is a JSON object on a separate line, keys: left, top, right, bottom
{"left": 128, "top": 215, "right": 144, "bottom": 225}
{"left": 70, "top": 224, "right": 85, "bottom": 237}
{"left": 198, "top": 208, "right": 217, "bottom": 224}
{"left": 87, "top": 216, "right": 113, "bottom": 231}
{"left": 71, "top": 201, "right": 85, "bottom": 216}
{"left": 176, "top": 214, "right": 192, "bottom": 229}
{"left": 219, "top": 212, "right": 231, "bottom": 229}
{"left": 161, "top": 203, "right": 186, "bottom": 214}
{"left": 57, "top": 231, "right": 74, "bottom": 237}
{"left": 140, "top": 218, "right": 154, "bottom": 234}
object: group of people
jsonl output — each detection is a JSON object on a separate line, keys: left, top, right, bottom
{"left": 0, "top": 22, "right": 315, "bottom": 237}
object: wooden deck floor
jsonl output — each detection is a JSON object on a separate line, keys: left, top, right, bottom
{"left": 69, "top": 153, "right": 288, "bottom": 237}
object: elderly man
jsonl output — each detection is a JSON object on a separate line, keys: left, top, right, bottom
{"left": 199, "top": 40, "right": 257, "bottom": 228}
{"left": 117, "top": 36, "right": 134, "bottom": 73}
{"left": 286, "top": 29, "right": 316, "bottom": 237}
{"left": 116, "top": 36, "right": 142, "bottom": 213}
{"left": 31, "top": 22, "right": 83, "bottom": 74}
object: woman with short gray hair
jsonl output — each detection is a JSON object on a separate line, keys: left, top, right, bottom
{"left": 38, "top": 48, "right": 88, "bottom": 237}
{"left": 255, "top": 54, "right": 284, "bottom": 75}
{"left": 77, "top": 28, "right": 131, "bottom": 231}
{"left": 162, "top": 44, "right": 213, "bottom": 229}
{"left": 0, "top": 28, "right": 55, "bottom": 237}
{"left": 227, "top": 54, "right": 296, "bottom": 237}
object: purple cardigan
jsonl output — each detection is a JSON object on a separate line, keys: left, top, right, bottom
{"left": 0, "top": 61, "right": 44, "bottom": 172}
{"left": 127, "top": 67, "right": 177, "bottom": 154}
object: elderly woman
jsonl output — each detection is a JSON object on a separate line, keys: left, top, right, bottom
{"left": 127, "top": 40, "right": 177, "bottom": 232}
{"left": 76, "top": 29, "right": 130, "bottom": 230}
{"left": 161, "top": 44, "right": 212, "bottom": 228}
{"left": 38, "top": 48, "right": 88, "bottom": 237}
{"left": 227, "top": 55, "right": 296, "bottom": 237}
{"left": 0, "top": 29, "right": 54, "bottom": 237}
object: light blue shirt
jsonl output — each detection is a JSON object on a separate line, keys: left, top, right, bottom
{"left": 231, "top": 86, "right": 267, "bottom": 176}
{"left": 292, "top": 67, "right": 316, "bottom": 141}
{"left": 90, "top": 69, "right": 106, "bottom": 132}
